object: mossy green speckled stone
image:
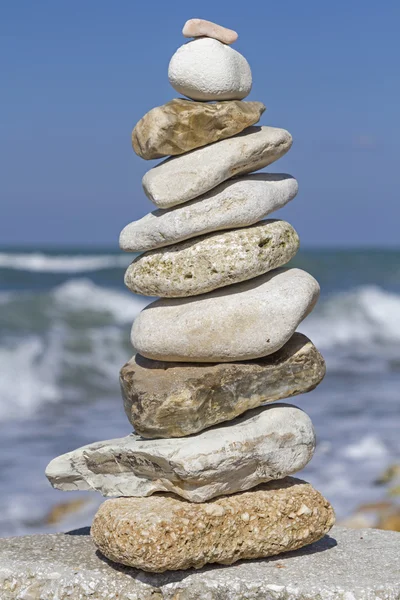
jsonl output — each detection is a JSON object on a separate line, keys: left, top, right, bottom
{"left": 125, "top": 219, "right": 299, "bottom": 298}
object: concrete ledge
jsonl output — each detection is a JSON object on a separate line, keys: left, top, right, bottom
{"left": 0, "top": 526, "right": 398, "bottom": 599}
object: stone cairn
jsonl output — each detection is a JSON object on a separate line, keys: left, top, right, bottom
{"left": 46, "top": 18, "right": 335, "bottom": 573}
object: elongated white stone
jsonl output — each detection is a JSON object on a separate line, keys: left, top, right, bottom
{"left": 120, "top": 174, "right": 298, "bottom": 252}
{"left": 132, "top": 268, "right": 320, "bottom": 362}
{"left": 45, "top": 404, "right": 315, "bottom": 502}
{"left": 142, "top": 126, "right": 292, "bottom": 209}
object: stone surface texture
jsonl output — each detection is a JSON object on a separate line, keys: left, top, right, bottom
{"left": 1, "top": 527, "right": 399, "bottom": 599}
{"left": 92, "top": 478, "right": 335, "bottom": 573}
{"left": 46, "top": 404, "right": 315, "bottom": 502}
{"left": 120, "top": 173, "right": 298, "bottom": 252}
{"left": 132, "top": 98, "right": 265, "bottom": 160}
{"left": 182, "top": 18, "right": 238, "bottom": 45}
{"left": 168, "top": 38, "right": 252, "bottom": 101}
{"left": 132, "top": 268, "right": 320, "bottom": 362}
{"left": 142, "top": 126, "right": 292, "bottom": 208}
{"left": 121, "top": 333, "right": 325, "bottom": 438}
{"left": 125, "top": 220, "right": 299, "bottom": 298}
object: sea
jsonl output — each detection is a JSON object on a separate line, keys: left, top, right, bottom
{"left": 0, "top": 246, "right": 399, "bottom": 537}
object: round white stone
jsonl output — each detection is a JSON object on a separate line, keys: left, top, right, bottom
{"left": 168, "top": 38, "right": 252, "bottom": 101}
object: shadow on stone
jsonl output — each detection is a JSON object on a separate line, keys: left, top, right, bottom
{"left": 66, "top": 526, "right": 91, "bottom": 536}
{"left": 93, "top": 533, "right": 338, "bottom": 586}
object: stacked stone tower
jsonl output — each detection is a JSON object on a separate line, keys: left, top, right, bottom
{"left": 46, "top": 19, "right": 334, "bottom": 572}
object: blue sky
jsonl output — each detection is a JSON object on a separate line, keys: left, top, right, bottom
{"left": 1, "top": 0, "right": 399, "bottom": 247}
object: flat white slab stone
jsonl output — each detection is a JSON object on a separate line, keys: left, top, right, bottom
{"left": 168, "top": 38, "right": 251, "bottom": 101}
{"left": 120, "top": 173, "right": 298, "bottom": 252}
{"left": 45, "top": 404, "right": 315, "bottom": 502}
{"left": 142, "top": 126, "right": 292, "bottom": 209}
{"left": 0, "top": 527, "right": 399, "bottom": 599}
{"left": 132, "top": 268, "right": 320, "bottom": 362}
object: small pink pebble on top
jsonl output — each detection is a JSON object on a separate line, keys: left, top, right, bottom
{"left": 182, "top": 18, "right": 238, "bottom": 45}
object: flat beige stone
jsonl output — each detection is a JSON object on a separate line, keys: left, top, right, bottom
{"left": 182, "top": 18, "right": 238, "bottom": 45}
{"left": 121, "top": 333, "right": 326, "bottom": 438}
{"left": 120, "top": 174, "right": 298, "bottom": 253}
{"left": 124, "top": 220, "right": 299, "bottom": 298}
{"left": 132, "top": 268, "right": 320, "bottom": 362}
{"left": 45, "top": 404, "right": 315, "bottom": 502}
{"left": 91, "top": 477, "right": 335, "bottom": 572}
{"left": 142, "top": 126, "right": 292, "bottom": 209}
{"left": 132, "top": 99, "right": 265, "bottom": 160}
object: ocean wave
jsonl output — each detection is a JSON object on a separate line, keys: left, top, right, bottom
{"left": 0, "top": 279, "right": 149, "bottom": 420}
{"left": 0, "top": 252, "right": 131, "bottom": 273}
{"left": 301, "top": 285, "right": 400, "bottom": 350}
{"left": 51, "top": 278, "right": 149, "bottom": 323}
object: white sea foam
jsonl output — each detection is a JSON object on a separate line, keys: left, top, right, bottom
{"left": 301, "top": 285, "right": 400, "bottom": 350}
{"left": 0, "top": 336, "right": 62, "bottom": 419}
{"left": 341, "top": 435, "right": 389, "bottom": 460}
{"left": 0, "top": 252, "right": 131, "bottom": 272}
{"left": 0, "top": 280, "right": 149, "bottom": 420}
{"left": 52, "top": 278, "right": 150, "bottom": 323}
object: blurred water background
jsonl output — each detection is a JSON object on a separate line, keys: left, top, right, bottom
{"left": 0, "top": 246, "right": 399, "bottom": 536}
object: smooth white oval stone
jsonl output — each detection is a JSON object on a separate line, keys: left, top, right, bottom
{"left": 142, "top": 126, "right": 293, "bottom": 209}
{"left": 131, "top": 268, "right": 320, "bottom": 362}
{"left": 168, "top": 38, "right": 251, "bottom": 101}
{"left": 120, "top": 174, "right": 298, "bottom": 252}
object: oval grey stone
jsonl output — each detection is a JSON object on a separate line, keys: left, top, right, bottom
{"left": 46, "top": 404, "right": 316, "bottom": 502}
{"left": 121, "top": 333, "right": 326, "bottom": 438}
{"left": 124, "top": 220, "right": 299, "bottom": 298}
{"left": 120, "top": 173, "right": 298, "bottom": 253}
{"left": 142, "top": 126, "right": 292, "bottom": 209}
{"left": 131, "top": 268, "right": 320, "bottom": 362}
